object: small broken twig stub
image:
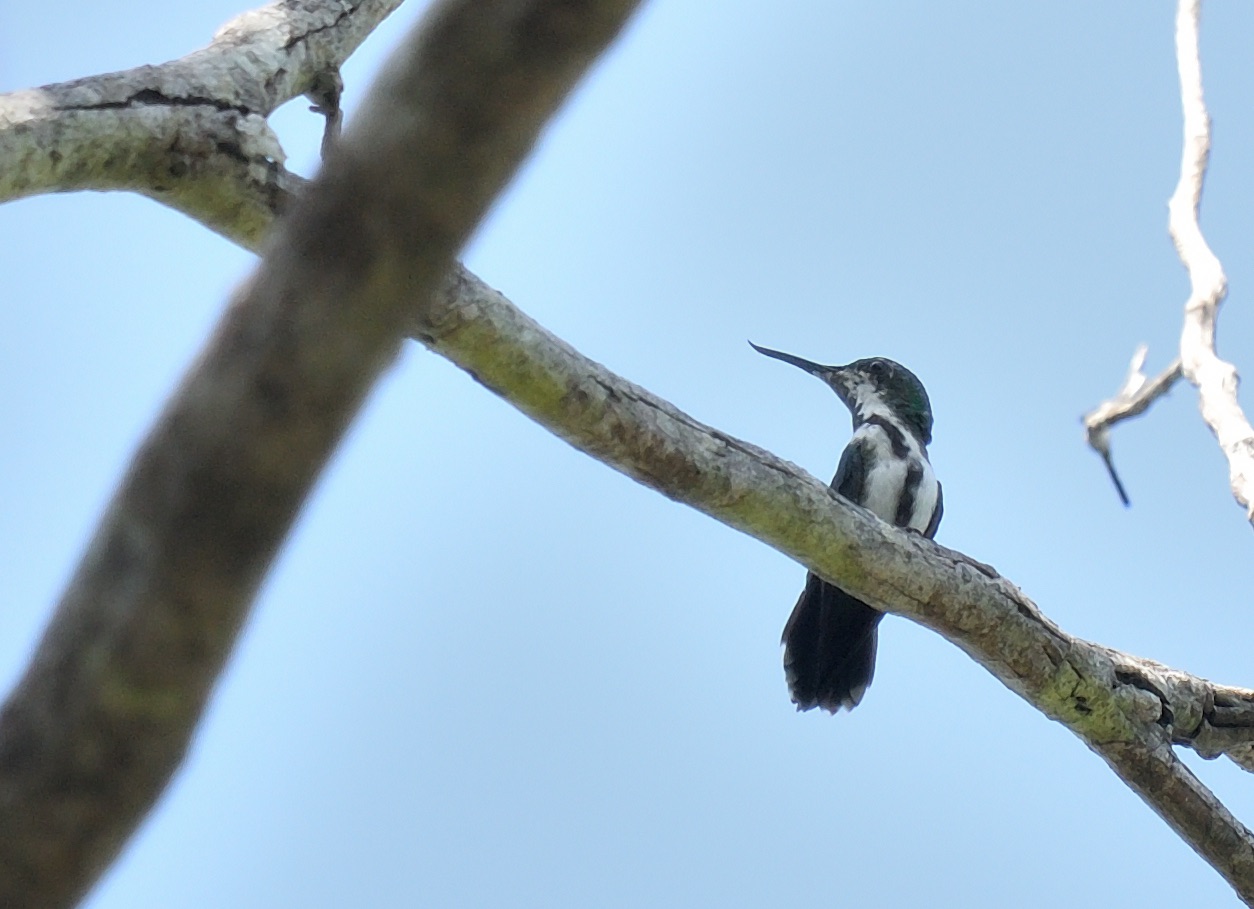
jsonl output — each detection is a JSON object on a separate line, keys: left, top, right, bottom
{"left": 307, "top": 68, "right": 345, "bottom": 158}
{"left": 1083, "top": 345, "right": 1183, "bottom": 506}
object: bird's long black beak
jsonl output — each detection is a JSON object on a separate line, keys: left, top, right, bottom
{"left": 749, "top": 341, "right": 833, "bottom": 379}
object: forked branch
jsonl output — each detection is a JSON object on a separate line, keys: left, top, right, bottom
{"left": 3, "top": 0, "right": 1254, "bottom": 905}
{"left": 1084, "top": 0, "right": 1254, "bottom": 523}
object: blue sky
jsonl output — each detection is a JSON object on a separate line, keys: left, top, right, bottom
{"left": 4, "top": 1, "right": 1254, "bottom": 906}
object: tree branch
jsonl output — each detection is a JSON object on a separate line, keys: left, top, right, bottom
{"left": 0, "top": 1, "right": 642, "bottom": 906}
{"left": 1084, "top": 0, "right": 1254, "bottom": 524}
{"left": 1169, "top": 0, "right": 1254, "bottom": 524}
{"left": 5, "top": 0, "right": 1254, "bottom": 903}
{"left": 0, "top": 0, "right": 402, "bottom": 247}
{"left": 419, "top": 266, "right": 1254, "bottom": 899}
{"left": 1083, "top": 345, "right": 1183, "bottom": 505}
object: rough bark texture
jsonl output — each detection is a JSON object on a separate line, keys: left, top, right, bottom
{"left": 0, "top": 1, "right": 642, "bottom": 906}
{"left": 3, "top": 0, "right": 1254, "bottom": 905}
{"left": 418, "top": 265, "right": 1254, "bottom": 904}
{"left": 0, "top": 0, "right": 402, "bottom": 245}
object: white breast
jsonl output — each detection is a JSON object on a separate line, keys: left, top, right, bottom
{"left": 853, "top": 422, "right": 939, "bottom": 532}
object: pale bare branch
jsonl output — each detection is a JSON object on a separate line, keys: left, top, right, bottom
{"left": 1082, "top": 0, "right": 1254, "bottom": 523}
{"left": 1170, "top": 0, "right": 1254, "bottom": 523}
{"left": 4, "top": 0, "right": 1254, "bottom": 902}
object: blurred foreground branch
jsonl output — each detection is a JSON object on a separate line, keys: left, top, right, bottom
{"left": 3, "top": 0, "right": 1254, "bottom": 905}
{"left": 0, "top": 1, "right": 642, "bottom": 906}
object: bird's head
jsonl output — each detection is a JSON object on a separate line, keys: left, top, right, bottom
{"left": 750, "top": 343, "right": 934, "bottom": 445}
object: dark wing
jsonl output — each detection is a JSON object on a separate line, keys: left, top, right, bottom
{"left": 923, "top": 480, "right": 943, "bottom": 539}
{"left": 830, "top": 437, "right": 867, "bottom": 504}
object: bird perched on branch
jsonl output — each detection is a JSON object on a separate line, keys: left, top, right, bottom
{"left": 751, "top": 343, "right": 942, "bottom": 712}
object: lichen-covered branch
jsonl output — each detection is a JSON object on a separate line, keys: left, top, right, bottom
{"left": 4, "top": 0, "right": 1254, "bottom": 904}
{"left": 413, "top": 265, "right": 1254, "bottom": 904}
{"left": 0, "top": 1, "right": 642, "bottom": 906}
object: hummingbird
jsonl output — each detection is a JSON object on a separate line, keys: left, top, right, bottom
{"left": 751, "top": 342, "right": 943, "bottom": 712}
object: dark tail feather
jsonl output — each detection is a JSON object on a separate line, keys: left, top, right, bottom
{"left": 781, "top": 573, "right": 882, "bottom": 713}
